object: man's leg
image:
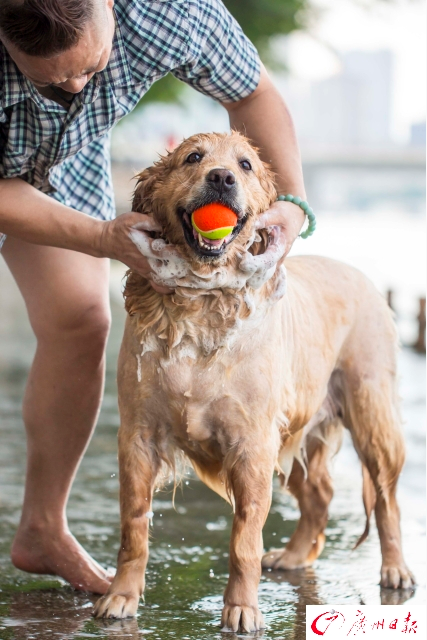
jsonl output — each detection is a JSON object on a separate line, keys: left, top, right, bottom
{"left": 2, "top": 236, "right": 113, "bottom": 593}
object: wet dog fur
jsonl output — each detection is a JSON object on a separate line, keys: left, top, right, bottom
{"left": 94, "top": 132, "right": 414, "bottom": 632}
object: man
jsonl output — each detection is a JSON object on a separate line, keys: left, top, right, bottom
{"left": 0, "top": 0, "right": 306, "bottom": 593}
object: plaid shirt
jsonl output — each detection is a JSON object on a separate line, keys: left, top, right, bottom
{"left": 0, "top": 0, "right": 260, "bottom": 250}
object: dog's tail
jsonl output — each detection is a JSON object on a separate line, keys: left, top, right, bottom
{"left": 354, "top": 463, "right": 377, "bottom": 549}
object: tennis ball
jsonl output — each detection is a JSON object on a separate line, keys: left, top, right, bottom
{"left": 191, "top": 203, "right": 238, "bottom": 240}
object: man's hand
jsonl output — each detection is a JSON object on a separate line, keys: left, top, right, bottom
{"left": 99, "top": 212, "right": 186, "bottom": 294}
{"left": 239, "top": 200, "right": 305, "bottom": 284}
{"left": 257, "top": 199, "right": 305, "bottom": 257}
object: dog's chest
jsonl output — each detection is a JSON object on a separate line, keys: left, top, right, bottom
{"left": 154, "top": 345, "right": 230, "bottom": 409}
{"left": 146, "top": 353, "right": 227, "bottom": 446}
{"left": 138, "top": 334, "right": 284, "bottom": 457}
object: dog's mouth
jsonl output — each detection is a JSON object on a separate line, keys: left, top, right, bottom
{"left": 177, "top": 199, "right": 247, "bottom": 259}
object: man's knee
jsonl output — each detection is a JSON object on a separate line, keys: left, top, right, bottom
{"left": 67, "top": 300, "right": 112, "bottom": 349}
{"left": 32, "top": 294, "right": 111, "bottom": 354}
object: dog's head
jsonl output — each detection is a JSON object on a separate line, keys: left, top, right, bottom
{"left": 132, "top": 132, "right": 277, "bottom": 265}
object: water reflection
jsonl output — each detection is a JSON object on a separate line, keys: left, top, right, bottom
{"left": 379, "top": 588, "right": 416, "bottom": 606}
{"left": 264, "top": 568, "right": 322, "bottom": 640}
{"left": 5, "top": 589, "right": 95, "bottom": 638}
{"left": 94, "top": 617, "right": 142, "bottom": 638}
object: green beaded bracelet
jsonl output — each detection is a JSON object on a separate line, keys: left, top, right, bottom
{"left": 276, "top": 194, "right": 316, "bottom": 239}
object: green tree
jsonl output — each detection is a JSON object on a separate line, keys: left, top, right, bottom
{"left": 223, "top": 0, "right": 309, "bottom": 54}
{"left": 138, "top": 0, "right": 311, "bottom": 106}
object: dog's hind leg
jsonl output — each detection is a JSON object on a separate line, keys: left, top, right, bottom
{"left": 262, "top": 433, "right": 335, "bottom": 570}
{"left": 342, "top": 367, "right": 415, "bottom": 590}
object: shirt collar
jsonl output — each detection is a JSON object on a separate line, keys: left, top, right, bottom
{"left": 0, "top": 42, "right": 31, "bottom": 110}
{"left": 0, "top": 43, "right": 69, "bottom": 114}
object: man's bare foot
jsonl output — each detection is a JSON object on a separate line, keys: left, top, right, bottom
{"left": 11, "top": 523, "right": 114, "bottom": 594}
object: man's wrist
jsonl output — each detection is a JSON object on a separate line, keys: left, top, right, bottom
{"left": 84, "top": 217, "right": 109, "bottom": 259}
{"left": 55, "top": 212, "right": 107, "bottom": 258}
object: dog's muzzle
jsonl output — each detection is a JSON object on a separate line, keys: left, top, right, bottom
{"left": 177, "top": 184, "right": 247, "bottom": 259}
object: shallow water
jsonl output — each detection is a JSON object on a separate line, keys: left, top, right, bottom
{"left": 0, "top": 259, "right": 425, "bottom": 640}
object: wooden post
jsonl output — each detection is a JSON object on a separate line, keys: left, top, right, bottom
{"left": 386, "top": 289, "right": 394, "bottom": 311}
{"left": 414, "top": 297, "right": 426, "bottom": 354}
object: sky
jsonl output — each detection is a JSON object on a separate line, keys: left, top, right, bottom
{"left": 285, "top": 0, "right": 426, "bottom": 141}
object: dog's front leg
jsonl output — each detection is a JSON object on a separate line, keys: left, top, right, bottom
{"left": 94, "top": 432, "right": 160, "bottom": 619}
{"left": 221, "top": 448, "right": 275, "bottom": 634}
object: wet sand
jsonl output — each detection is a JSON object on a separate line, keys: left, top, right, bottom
{"left": 0, "top": 252, "right": 425, "bottom": 640}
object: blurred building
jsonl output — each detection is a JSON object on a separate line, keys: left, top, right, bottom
{"left": 309, "top": 50, "right": 392, "bottom": 148}
{"left": 282, "top": 50, "right": 393, "bottom": 149}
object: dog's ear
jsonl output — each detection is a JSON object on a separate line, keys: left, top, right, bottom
{"left": 132, "top": 155, "right": 169, "bottom": 216}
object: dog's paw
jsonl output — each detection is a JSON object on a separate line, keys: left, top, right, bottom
{"left": 262, "top": 547, "right": 312, "bottom": 570}
{"left": 380, "top": 563, "right": 416, "bottom": 590}
{"left": 93, "top": 592, "right": 139, "bottom": 619}
{"left": 262, "top": 548, "right": 304, "bottom": 570}
{"left": 262, "top": 535, "right": 325, "bottom": 571}
{"left": 221, "top": 604, "right": 265, "bottom": 633}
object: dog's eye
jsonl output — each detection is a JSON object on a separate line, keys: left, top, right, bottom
{"left": 240, "top": 159, "right": 252, "bottom": 171}
{"left": 186, "top": 152, "right": 202, "bottom": 164}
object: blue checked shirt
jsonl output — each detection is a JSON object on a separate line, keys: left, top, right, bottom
{"left": 0, "top": 0, "right": 260, "bottom": 250}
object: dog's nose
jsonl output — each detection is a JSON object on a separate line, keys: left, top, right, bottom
{"left": 206, "top": 168, "right": 236, "bottom": 193}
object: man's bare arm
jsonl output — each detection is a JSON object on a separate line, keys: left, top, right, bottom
{"left": 0, "top": 177, "right": 105, "bottom": 253}
{"left": 0, "top": 177, "right": 173, "bottom": 292}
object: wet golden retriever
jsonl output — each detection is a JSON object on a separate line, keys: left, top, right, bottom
{"left": 94, "top": 132, "right": 414, "bottom": 632}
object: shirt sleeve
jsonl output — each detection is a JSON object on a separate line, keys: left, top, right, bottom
{"left": 172, "top": 0, "right": 261, "bottom": 103}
